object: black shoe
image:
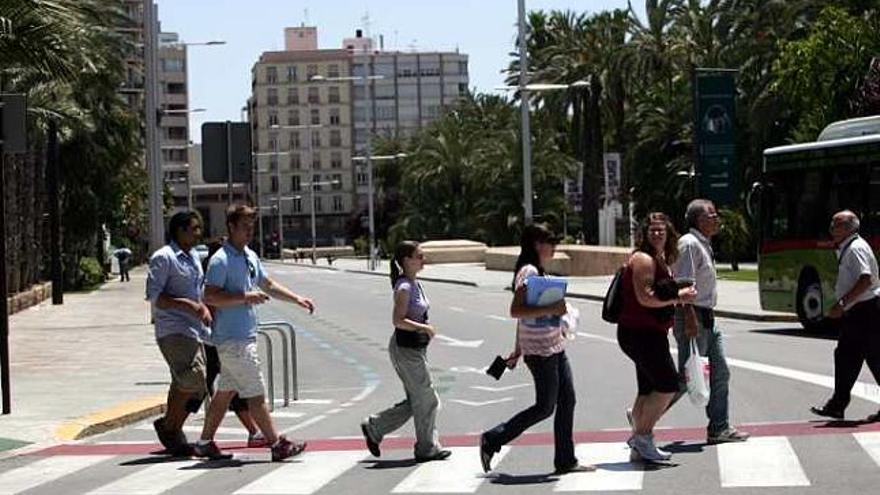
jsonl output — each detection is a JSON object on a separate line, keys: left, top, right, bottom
{"left": 192, "top": 440, "right": 233, "bottom": 460}
{"left": 415, "top": 449, "right": 452, "bottom": 463}
{"left": 810, "top": 405, "right": 844, "bottom": 420}
{"left": 866, "top": 411, "right": 880, "bottom": 423}
{"left": 479, "top": 434, "right": 494, "bottom": 473}
{"left": 360, "top": 421, "right": 380, "bottom": 457}
{"left": 153, "top": 418, "right": 176, "bottom": 450}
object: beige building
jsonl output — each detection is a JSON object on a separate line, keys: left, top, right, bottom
{"left": 249, "top": 27, "right": 469, "bottom": 247}
{"left": 158, "top": 32, "right": 192, "bottom": 214}
{"left": 250, "top": 48, "right": 354, "bottom": 247}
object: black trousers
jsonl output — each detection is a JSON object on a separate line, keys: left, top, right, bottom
{"left": 483, "top": 351, "right": 577, "bottom": 470}
{"left": 828, "top": 297, "right": 880, "bottom": 411}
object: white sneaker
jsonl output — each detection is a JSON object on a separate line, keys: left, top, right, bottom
{"left": 630, "top": 434, "right": 671, "bottom": 462}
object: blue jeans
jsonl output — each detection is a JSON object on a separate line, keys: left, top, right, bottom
{"left": 673, "top": 307, "right": 731, "bottom": 436}
{"left": 482, "top": 351, "right": 577, "bottom": 470}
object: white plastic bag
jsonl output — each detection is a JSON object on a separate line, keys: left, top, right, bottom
{"left": 684, "top": 339, "right": 710, "bottom": 407}
{"left": 561, "top": 303, "right": 579, "bottom": 340}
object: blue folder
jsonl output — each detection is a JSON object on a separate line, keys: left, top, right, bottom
{"left": 524, "top": 276, "right": 567, "bottom": 328}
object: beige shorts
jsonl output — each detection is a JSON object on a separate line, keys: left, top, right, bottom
{"left": 216, "top": 341, "right": 266, "bottom": 399}
{"left": 157, "top": 334, "right": 207, "bottom": 394}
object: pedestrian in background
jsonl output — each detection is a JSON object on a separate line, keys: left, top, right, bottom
{"left": 360, "top": 241, "right": 451, "bottom": 463}
{"left": 146, "top": 211, "right": 212, "bottom": 456}
{"left": 194, "top": 204, "right": 315, "bottom": 462}
{"left": 811, "top": 210, "right": 880, "bottom": 422}
{"left": 480, "top": 224, "right": 594, "bottom": 475}
{"left": 114, "top": 246, "right": 132, "bottom": 282}
{"left": 670, "top": 199, "right": 750, "bottom": 444}
{"left": 618, "top": 213, "right": 696, "bottom": 462}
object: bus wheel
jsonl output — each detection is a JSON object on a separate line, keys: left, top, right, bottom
{"left": 796, "top": 272, "right": 824, "bottom": 331}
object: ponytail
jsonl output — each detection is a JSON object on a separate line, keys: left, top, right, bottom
{"left": 390, "top": 241, "right": 420, "bottom": 288}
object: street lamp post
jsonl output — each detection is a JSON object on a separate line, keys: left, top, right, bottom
{"left": 352, "top": 153, "right": 406, "bottom": 269}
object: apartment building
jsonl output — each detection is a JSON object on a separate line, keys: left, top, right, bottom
{"left": 158, "top": 32, "right": 192, "bottom": 213}
{"left": 249, "top": 27, "right": 469, "bottom": 247}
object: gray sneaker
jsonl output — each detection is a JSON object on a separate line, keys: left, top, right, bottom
{"left": 707, "top": 427, "right": 750, "bottom": 445}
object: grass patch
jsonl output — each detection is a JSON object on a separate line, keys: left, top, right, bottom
{"left": 717, "top": 268, "right": 758, "bottom": 282}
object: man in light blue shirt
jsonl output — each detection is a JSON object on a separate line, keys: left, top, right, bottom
{"left": 145, "top": 211, "right": 212, "bottom": 455}
{"left": 671, "top": 199, "right": 750, "bottom": 444}
{"left": 194, "top": 204, "right": 316, "bottom": 462}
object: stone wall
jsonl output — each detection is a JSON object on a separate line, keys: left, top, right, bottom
{"left": 7, "top": 281, "right": 53, "bottom": 315}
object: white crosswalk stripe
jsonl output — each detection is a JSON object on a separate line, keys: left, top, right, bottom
{"left": 87, "top": 459, "right": 205, "bottom": 494}
{"left": 717, "top": 436, "right": 810, "bottom": 488}
{"left": 391, "top": 447, "right": 510, "bottom": 493}
{"left": 554, "top": 442, "right": 643, "bottom": 492}
{"left": 853, "top": 431, "right": 880, "bottom": 467}
{"left": 234, "top": 450, "right": 366, "bottom": 495}
{"left": 0, "top": 455, "right": 113, "bottom": 495}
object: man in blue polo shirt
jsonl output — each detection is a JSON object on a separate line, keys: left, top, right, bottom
{"left": 146, "top": 211, "right": 212, "bottom": 455}
{"left": 194, "top": 204, "right": 316, "bottom": 462}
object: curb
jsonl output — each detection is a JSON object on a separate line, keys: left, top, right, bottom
{"left": 55, "top": 395, "right": 166, "bottom": 441}
{"left": 274, "top": 263, "right": 798, "bottom": 323}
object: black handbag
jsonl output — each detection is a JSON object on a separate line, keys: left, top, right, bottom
{"left": 601, "top": 266, "right": 625, "bottom": 323}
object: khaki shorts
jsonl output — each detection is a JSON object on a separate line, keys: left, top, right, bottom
{"left": 157, "top": 334, "right": 207, "bottom": 394}
{"left": 216, "top": 341, "right": 266, "bottom": 399}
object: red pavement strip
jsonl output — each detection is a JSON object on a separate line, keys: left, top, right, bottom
{"left": 30, "top": 420, "right": 880, "bottom": 457}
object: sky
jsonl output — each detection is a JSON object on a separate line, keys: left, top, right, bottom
{"left": 154, "top": 0, "right": 638, "bottom": 143}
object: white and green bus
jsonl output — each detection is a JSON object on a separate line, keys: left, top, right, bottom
{"left": 757, "top": 116, "right": 880, "bottom": 330}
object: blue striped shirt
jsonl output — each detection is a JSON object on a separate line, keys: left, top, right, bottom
{"left": 146, "top": 242, "right": 210, "bottom": 341}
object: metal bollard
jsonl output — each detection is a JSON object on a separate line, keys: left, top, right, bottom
{"left": 258, "top": 320, "right": 298, "bottom": 400}
{"left": 256, "top": 331, "right": 275, "bottom": 411}
{"left": 258, "top": 326, "right": 290, "bottom": 406}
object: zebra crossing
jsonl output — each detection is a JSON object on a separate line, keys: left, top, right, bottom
{"left": 1, "top": 433, "right": 879, "bottom": 494}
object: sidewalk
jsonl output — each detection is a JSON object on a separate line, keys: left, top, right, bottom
{"left": 0, "top": 267, "right": 168, "bottom": 453}
{"left": 287, "top": 257, "right": 797, "bottom": 323}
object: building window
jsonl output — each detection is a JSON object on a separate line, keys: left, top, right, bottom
{"left": 328, "top": 64, "right": 340, "bottom": 78}
{"left": 313, "top": 174, "right": 322, "bottom": 191}
{"left": 458, "top": 83, "right": 468, "bottom": 96}
{"left": 292, "top": 197, "right": 303, "bottom": 213}
{"left": 333, "top": 196, "right": 344, "bottom": 211}
{"left": 356, "top": 172, "right": 368, "bottom": 186}
{"left": 161, "top": 58, "right": 184, "bottom": 72}
{"left": 329, "top": 130, "right": 342, "bottom": 147}
{"left": 310, "top": 108, "right": 320, "bottom": 125}
{"left": 331, "top": 174, "right": 343, "bottom": 190}
{"left": 291, "top": 175, "right": 301, "bottom": 192}
{"left": 286, "top": 65, "right": 297, "bottom": 82}
{"left": 306, "top": 64, "right": 319, "bottom": 79}
{"left": 291, "top": 153, "right": 301, "bottom": 170}
{"left": 269, "top": 155, "right": 278, "bottom": 171}
{"left": 268, "top": 112, "right": 279, "bottom": 126}
{"left": 167, "top": 82, "right": 186, "bottom": 94}
{"left": 270, "top": 176, "right": 278, "bottom": 193}
{"left": 328, "top": 86, "right": 340, "bottom": 103}
{"left": 315, "top": 196, "right": 323, "bottom": 213}
{"left": 266, "top": 66, "right": 278, "bottom": 83}
{"left": 310, "top": 130, "right": 321, "bottom": 148}
{"left": 375, "top": 106, "right": 395, "bottom": 120}
{"left": 268, "top": 132, "right": 278, "bottom": 151}
{"left": 458, "top": 61, "right": 468, "bottom": 74}
{"left": 329, "top": 108, "right": 341, "bottom": 125}
{"left": 331, "top": 151, "right": 342, "bottom": 168}
{"left": 165, "top": 126, "right": 186, "bottom": 140}
{"left": 287, "top": 109, "right": 300, "bottom": 126}
{"left": 311, "top": 153, "right": 321, "bottom": 170}
{"left": 308, "top": 87, "right": 320, "bottom": 104}
{"left": 266, "top": 88, "right": 278, "bottom": 105}
{"left": 289, "top": 131, "right": 300, "bottom": 150}
{"left": 287, "top": 87, "right": 298, "bottom": 105}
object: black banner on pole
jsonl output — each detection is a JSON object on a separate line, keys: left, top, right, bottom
{"left": 695, "top": 70, "right": 738, "bottom": 206}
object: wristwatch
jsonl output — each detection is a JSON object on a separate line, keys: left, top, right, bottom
{"left": 838, "top": 298, "right": 846, "bottom": 309}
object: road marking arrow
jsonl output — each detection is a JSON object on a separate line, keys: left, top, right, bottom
{"left": 471, "top": 384, "right": 531, "bottom": 393}
{"left": 449, "top": 397, "right": 515, "bottom": 407}
{"left": 434, "top": 334, "right": 484, "bottom": 348}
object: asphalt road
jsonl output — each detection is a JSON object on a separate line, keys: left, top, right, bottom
{"left": 2, "top": 264, "right": 879, "bottom": 494}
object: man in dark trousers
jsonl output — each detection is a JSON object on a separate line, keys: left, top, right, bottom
{"left": 811, "top": 210, "right": 880, "bottom": 422}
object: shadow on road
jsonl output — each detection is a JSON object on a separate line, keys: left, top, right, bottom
{"left": 488, "top": 472, "right": 559, "bottom": 486}
{"left": 749, "top": 327, "right": 838, "bottom": 341}
{"left": 658, "top": 440, "right": 707, "bottom": 454}
{"left": 363, "top": 458, "right": 419, "bottom": 470}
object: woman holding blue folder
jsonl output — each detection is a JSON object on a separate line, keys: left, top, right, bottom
{"left": 480, "top": 224, "right": 595, "bottom": 474}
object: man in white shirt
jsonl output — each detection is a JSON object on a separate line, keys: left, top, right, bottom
{"left": 671, "top": 199, "right": 750, "bottom": 444}
{"left": 811, "top": 210, "right": 880, "bottom": 422}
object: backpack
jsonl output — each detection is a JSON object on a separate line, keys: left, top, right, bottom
{"left": 601, "top": 266, "right": 626, "bottom": 323}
